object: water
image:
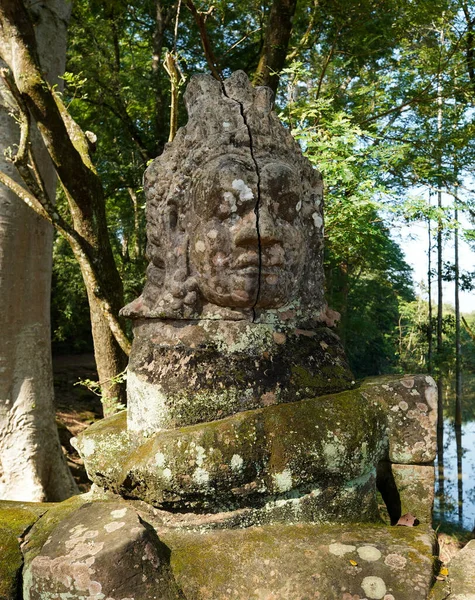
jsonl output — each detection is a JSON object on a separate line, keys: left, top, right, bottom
{"left": 433, "top": 376, "right": 475, "bottom": 531}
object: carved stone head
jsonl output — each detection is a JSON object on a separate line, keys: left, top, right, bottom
{"left": 122, "top": 71, "right": 325, "bottom": 326}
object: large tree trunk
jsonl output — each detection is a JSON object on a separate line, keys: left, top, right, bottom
{"left": 0, "top": 0, "right": 77, "bottom": 501}
{"left": 0, "top": 0, "right": 130, "bottom": 417}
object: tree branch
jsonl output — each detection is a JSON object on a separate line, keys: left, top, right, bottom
{"left": 184, "top": 0, "right": 222, "bottom": 81}
{"left": 0, "top": 168, "right": 131, "bottom": 356}
{"left": 0, "top": 0, "right": 130, "bottom": 358}
{"left": 462, "top": 316, "right": 475, "bottom": 341}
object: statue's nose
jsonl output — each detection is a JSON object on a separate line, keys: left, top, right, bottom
{"left": 234, "top": 206, "right": 280, "bottom": 248}
{"left": 258, "top": 205, "right": 280, "bottom": 247}
{"left": 234, "top": 211, "right": 258, "bottom": 247}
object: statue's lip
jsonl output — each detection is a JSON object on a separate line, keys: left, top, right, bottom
{"left": 235, "top": 265, "right": 283, "bottom": 275}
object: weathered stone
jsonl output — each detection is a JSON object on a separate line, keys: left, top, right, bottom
{"left": 157, "top": 522, "right": 436, "bottom": 600}
{"left": 127, "top": 320, "right": 353, "bottom": 431}
{"left": 0, "top": 502, "right": 47, "bottom": 600}
{"left": 68, "top": 72, "right": 439, "bottom": 600}
{"left": 364, "top": 375, "right": 437, "bottom": 464}
{"left": 22, "top": 494, "right": 90, "bottom": 587}
{"left": 391, "top": 464, "right": 435, "bottom": 524}
{"left": 23, "top": 501, "right": 184, "bottom": 600}
{"left": 430, "top": 539, "right": 475, "bottom": 600}
{"left": 77, "top": 384, "right": 388, "bottom": 518}
{"left": 70, "top": 411, "right": 138, "bottom": 490}
{"left": 76, "top": 375, "right": 441, "bottom": 528}
{"left": 119, "top": 70, "right": 354, "bottom": 437}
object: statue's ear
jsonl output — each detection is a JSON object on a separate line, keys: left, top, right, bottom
{"left": 184, "top": 74, "right": 222, "bottom": 118}
{"left": 254, "top": 86, "right": 274, "bottom": 114}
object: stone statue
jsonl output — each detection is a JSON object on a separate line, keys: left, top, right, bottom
{"left": 10, "top": 72, "right": 440, "bottom": 600}
{"left": 122, "top": 71, "right": 326, "bottom": 327}
{"left": 120, "top": 72, "right": 353, "bottom": 435}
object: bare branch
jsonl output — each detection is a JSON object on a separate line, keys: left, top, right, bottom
{"left": 184, "top": 0, "right": 222, "bottom": 81}
{"left": 462, "top": 316, "right": 475, "bottom": 341}
{"left": 163, "top": 50, "right": 184, "bottom": 142}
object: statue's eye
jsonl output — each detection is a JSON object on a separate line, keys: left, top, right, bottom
{"left": 272, "top": 191, "right": 300, "bottom": 222}
{"left": 168, "top": 207, "right": 178, "bottom": 229}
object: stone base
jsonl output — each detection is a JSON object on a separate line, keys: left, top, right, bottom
{"left": 430, "top": 539, "right": 475, "bottom": 600}
{"left": 73, "top": 386, "right": 388, "bottom": 518}
{"left": 74, "top": 375, "right": 437, "bottom": 525}
{"left": 126, "top": 319, "right": 353, "bottom": 432}
{"left": 6, "top": 497, "right": 438, "bottom": 600}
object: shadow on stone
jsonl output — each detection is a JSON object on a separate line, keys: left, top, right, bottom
{"left": 377, "top": 460, "right": 402, "bottom": 525}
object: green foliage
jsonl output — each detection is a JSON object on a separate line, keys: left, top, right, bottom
{"left": 398, "top": 299, "right": 475, "bottom": 377}
{"left": 51, "top": 235, "right": 92, "bottom": 354}
{"left": 75, "top": 369, "right": 127, "bottom": 412}
{"left": 280, "top": 64, "right": 415, "bottom": 376}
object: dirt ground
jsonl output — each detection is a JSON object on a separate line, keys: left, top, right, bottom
{"left": 53, "top": 353, "right": 103, "bottom": 492}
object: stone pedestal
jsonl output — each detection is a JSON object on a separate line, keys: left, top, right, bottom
{"left": 74, "top": 374, "right": 437, "bottom": 527}
{"left": 126, "top": 318, "right": 353, "bottom": 432}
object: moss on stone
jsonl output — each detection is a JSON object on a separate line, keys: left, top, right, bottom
{"left": 157, "top": 522, "right": 436, "bottom": 599}
{"left": 109, "top": 385, "right": 387, "bottom": 516}
{"left": 0, "top": 504, "right": 46, "bottom": 600}
{"left": 22, "top": 494, "right": 88, "bottom": 570}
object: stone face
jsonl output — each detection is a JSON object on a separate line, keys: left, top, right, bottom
{"left": 121, "top": 71, "right": 325, "bottom": 326}
{"left": 120, "top": 70, "right": 353, "bottom": 437}
{"left": 68, "top": 71, "right": 439, "bottom": 600}
{"left": 23, "top": 501, "right": 184, "bottom": 600}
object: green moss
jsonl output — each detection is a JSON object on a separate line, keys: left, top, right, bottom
{"left": 159, "top": 522, "right": 436, "bottom": 598}
{"left": 0, "top": 527, "right": 23, "bottom": 600}
{"left": 0, "top": 504, "right": 46, "bottom": 600}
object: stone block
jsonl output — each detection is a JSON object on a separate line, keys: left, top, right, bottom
{"left": 126, "top": 320, "right": 353, "bottom": 431}
{"left": 364, "top": 375, "right": 437, "bottom": 464}
{"left": 23, "top": 501, "right": 183, "bottom": 600}
{"left": 391, "top": 464, "right": 435, "bottom": 524}
{"left": 20, "top": 497, "right": 438, "bottom": 600}
{"left": 158, "top": 521, "right": 437, "bottom": 599}
{"left": 430, "top": 539, "right": 475, "bottom": 599}
{"left": 76, "top": 386, "right": 387, "bottom": 519}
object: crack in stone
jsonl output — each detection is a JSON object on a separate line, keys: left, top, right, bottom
{"left": 220, "top": 82, "right": 263, "bottom": 323}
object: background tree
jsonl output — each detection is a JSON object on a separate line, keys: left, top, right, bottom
{"left": 0, "top": 0, "right": 130, "bottom": 415}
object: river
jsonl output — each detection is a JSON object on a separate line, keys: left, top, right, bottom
{"left": 433, "top": 374, "right": 475, "bottom": 532}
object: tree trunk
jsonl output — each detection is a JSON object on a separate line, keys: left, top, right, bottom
{"left": 0, "top": 0, "right": 130, "bottom": 415}
{"left": 427, "top": 203, "right": 433, "bottom": 373}
{"left": 436, "top": 30, "right": 444, "bottom": 435}
{"left": 454, "top": 202, "right": 462, "bottom": 427}
{"left": 0, "top": 0, "right": 77, "bottom": 501}
{"left": 253, "top": 0, "right": 298, "bottom": 94}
